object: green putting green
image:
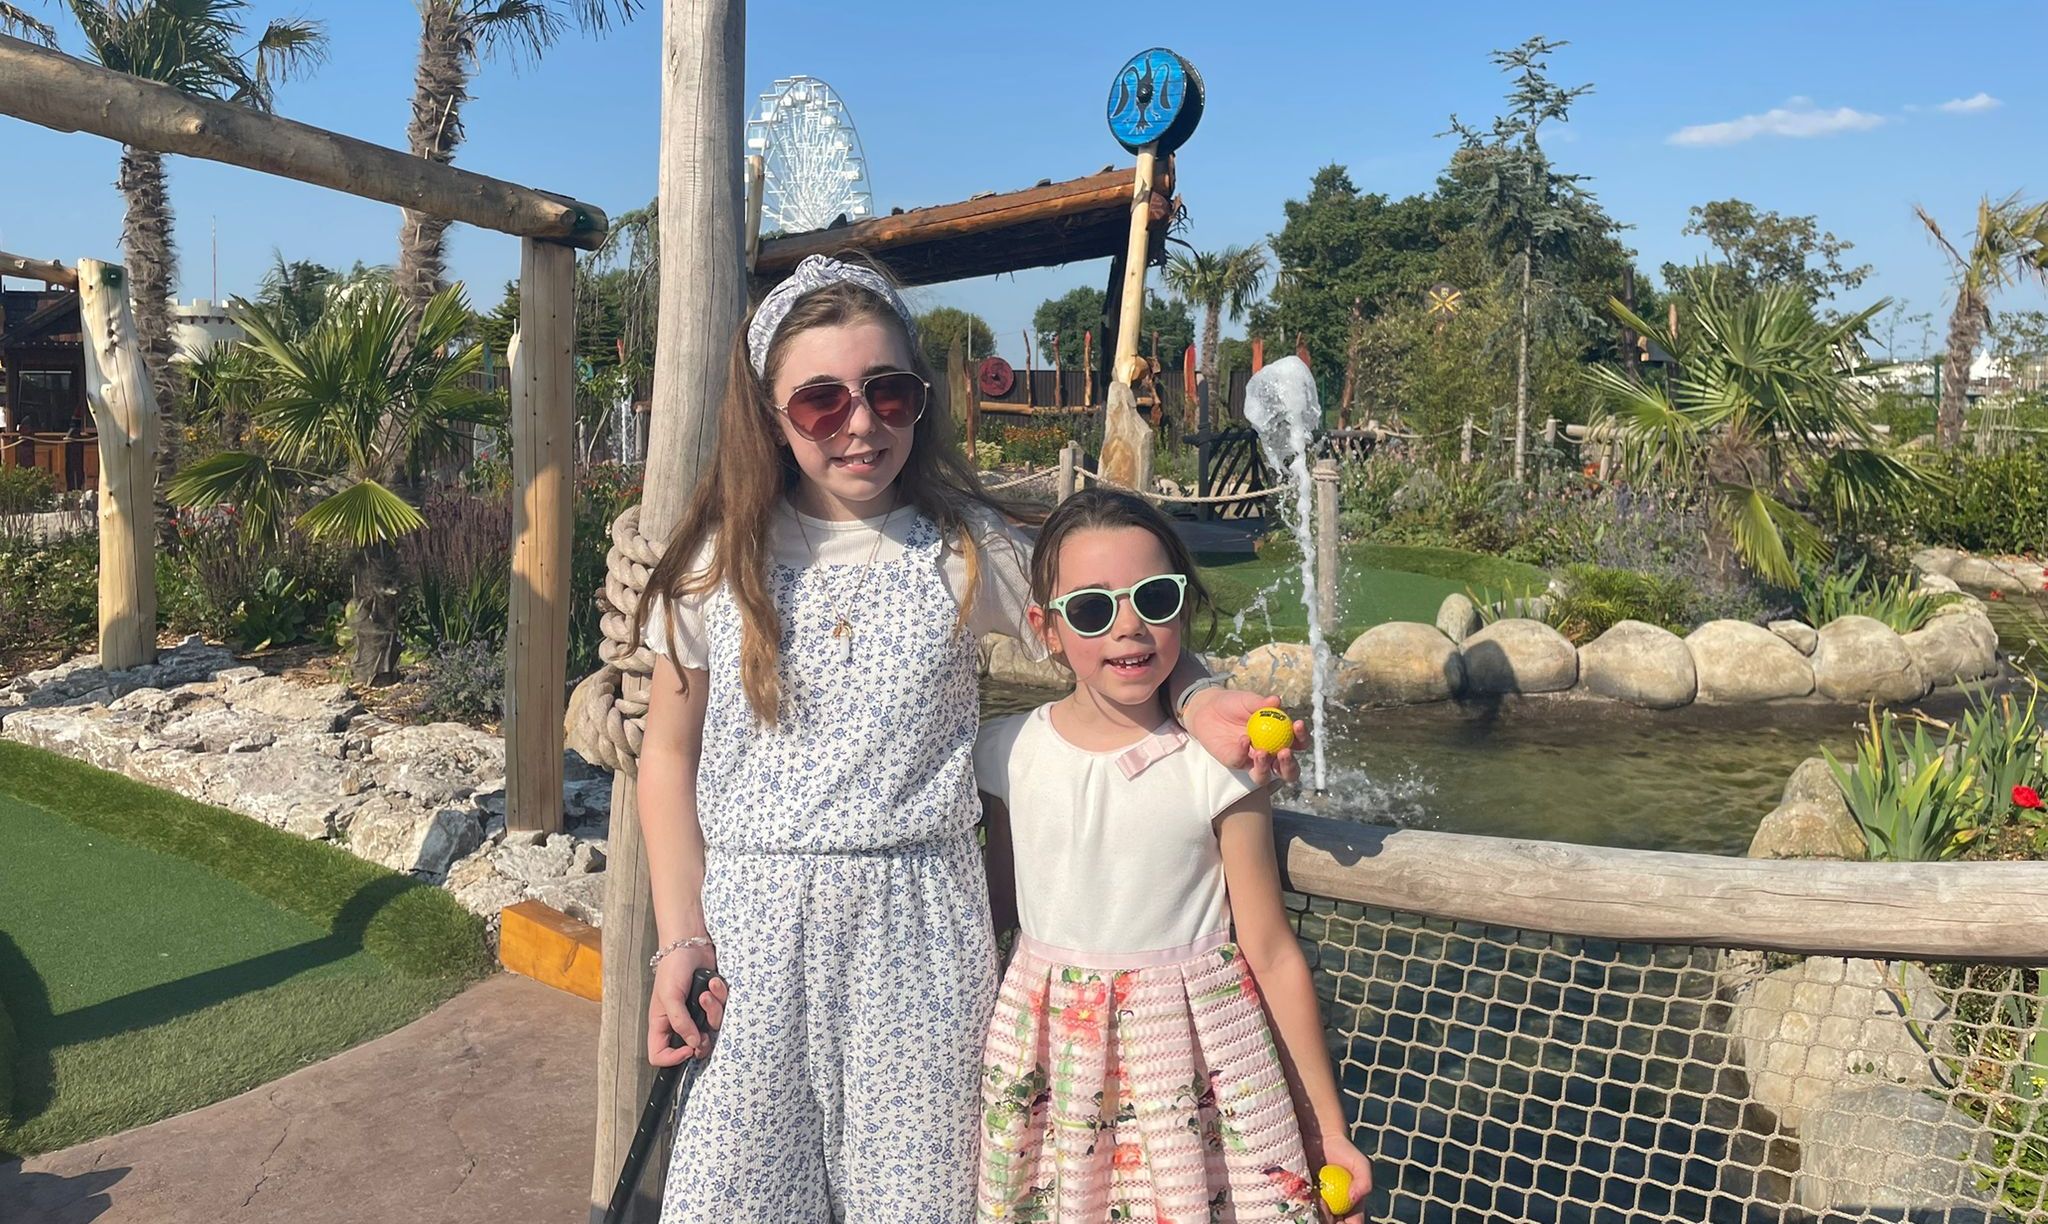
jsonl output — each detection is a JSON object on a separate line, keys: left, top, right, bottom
{"left": 1197, "top": 541, "right": 1550, "bottom": 653}
{"left": 0, "top": 741, "right": 490, "bottom": 1157}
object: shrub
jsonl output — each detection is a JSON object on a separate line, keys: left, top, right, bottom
{"left": 162, "top": 509, "right": 349, "bottom": 649}
{"left": 1825, "top": 710, "right": 1987, "bottom": 862}
{"left": 0, "top": 534, "right": 99, "bottom": 668}
{"left": 414, "top": 639, "right": 505, "bottom": 723}
{"left": 1546, "top": 563, "right": 1695, "bottom": 643}
{"left": 397, "top": 492, "right": 512, "bottom": 653}
{"left": 995, "top": 423, "right": 1070, "bottom": 467}
{"left": 1899, "top": 442, "right": 2048, "bottom": 556}
{"left": 0, "top": 467, "right": 56, "bottom": 516}
{"left": 1800, "top": 560, "right": 1954, "bottom": 634}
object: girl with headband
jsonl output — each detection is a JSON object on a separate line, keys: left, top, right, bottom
{"left": 633, "top": 254, "right": 1298, "bottom": 1220}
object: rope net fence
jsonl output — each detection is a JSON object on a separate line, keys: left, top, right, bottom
{"left": 1288, "top": 894, "right": 2045, "bottom": 1224}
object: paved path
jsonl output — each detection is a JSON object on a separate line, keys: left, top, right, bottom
{"left": 1, "top": 973, "right": 600, "bottom": 1224}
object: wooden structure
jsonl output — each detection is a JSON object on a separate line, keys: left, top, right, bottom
{"left": 78, "top": 260, "right": 157, "bottom": 670}
{"left": 0, "top": 33, "right": 604, "bottom": 834}
{"left": 0, "top": 255, "right": 96, "bottom": 493}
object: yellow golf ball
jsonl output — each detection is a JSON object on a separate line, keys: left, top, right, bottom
{"left": 1247, "top": 707, "right": 1294, "bottom": 754}
{"left": 1318, "top": 1163, "right": 1354, "bottom": 1215}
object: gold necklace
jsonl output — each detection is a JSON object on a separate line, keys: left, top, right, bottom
{"left": 793, "top": 504, "right": 897, "bottom": 663}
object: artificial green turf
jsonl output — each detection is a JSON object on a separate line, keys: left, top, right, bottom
{"left": 0, "top": 741, "right": 490, "bottom": 1156}
{"left": 1197, "top": 541, "right": 1550, "bottom": 653}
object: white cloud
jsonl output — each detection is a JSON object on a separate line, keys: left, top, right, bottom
{"left": 1937, "top": 92, "right": 2002, "bottom": 114}
{"left": 1667, "top": 97, "right": 1886, "bottom": 147}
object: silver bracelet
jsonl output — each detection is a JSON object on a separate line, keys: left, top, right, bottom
{"left": 1173, "top": 674, "right": 1229, "bottom": 720}
{"left": 649, "top": 935, "right": 713, "bottom": 970}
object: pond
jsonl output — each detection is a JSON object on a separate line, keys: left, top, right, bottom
{"left": 983, "top": 684, "right": 1917, "bottom": 857}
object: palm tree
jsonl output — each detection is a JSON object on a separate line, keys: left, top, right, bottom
{"left": 3, "top": 0, "right": 325, "bottom": 520}
{"left": 1586, "top": 270, "right": 1933, "bottom": 587}
{"left": 1914, "top": 195, "right": 2048, "bottom": 449}
{"left": 398, "top": 0, "right": 640, "bottom": 321}
{"left": 168, "top": 284, "right": 498, "bottom": 684}
{"left": 1163, "top": 245, "right": 1268, "bottom": 430}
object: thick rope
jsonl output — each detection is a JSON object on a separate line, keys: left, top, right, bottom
{"left": 978, "top": 467, "right": 1060, "bottom": 491}
{"left": 1074, "top": 465, "right": 1280, "bottom": 505}
{"left": 565, "top": 503, "right": 662, "bottom": 775}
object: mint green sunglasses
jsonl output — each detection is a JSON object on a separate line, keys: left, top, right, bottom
{"left": 1045, "top": 574, "right": 1188, "bottom": 637}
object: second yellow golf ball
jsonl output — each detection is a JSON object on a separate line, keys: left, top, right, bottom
{"left": 1246, "top": 707, "right": 1294, "bottom": 754}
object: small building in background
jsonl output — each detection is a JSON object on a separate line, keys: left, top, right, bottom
{"left": 171, "top": 297, "right": 244, "bottom": 359}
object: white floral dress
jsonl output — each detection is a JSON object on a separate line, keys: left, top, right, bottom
{"left": 658, "top": 512, "right": 1000, "bottom": 1223}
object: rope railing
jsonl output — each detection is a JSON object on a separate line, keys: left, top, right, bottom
{"left": 1276, "top": 813, "right": 2048, "bottom": 1224}
{"left": 977, "top": 467, "right": 1061, "bottom": 492}
{"left": 1073, "top": 463, "right": 1280, "bottom": 505}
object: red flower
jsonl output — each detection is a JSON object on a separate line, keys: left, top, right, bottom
{"left": 2014, "top": 785, "right": 2043, "bottom": 810}
{"left": 1112, "top": 1142, "right": 1144, "bottom": 1172}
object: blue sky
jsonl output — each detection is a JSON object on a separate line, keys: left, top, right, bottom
{"left": 4, "top": 0, "right": 2043, "bottom": 363}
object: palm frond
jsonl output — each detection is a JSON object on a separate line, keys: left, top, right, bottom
{"left": 296, "top": 479, "right": 427, "bottom": 548}
{"left": 0, "top": 3, "right": 58, "bottom": 44}
{"left": 1713, "top": 481, "right": 1825, "bottom": 588}
{"left": 165, "top": 449, "right": 295, "bottom": 543}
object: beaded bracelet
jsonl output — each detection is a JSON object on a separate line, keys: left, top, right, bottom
{"left": 649, "top": 935, "right": 713, "bottom": 970}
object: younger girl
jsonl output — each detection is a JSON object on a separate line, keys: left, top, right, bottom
{"left": 632, "top": 256, "right": 1295, "bottom": 1221}
{"left": 974, "top": 489, "right": 1370, "bottom": 1223}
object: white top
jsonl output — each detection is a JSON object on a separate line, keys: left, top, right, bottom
{"left": 642, "top": 501, "right": 1043, "bottom": 669}
{"left": 974, "top": 704, "right": 1262, "bottom": 955}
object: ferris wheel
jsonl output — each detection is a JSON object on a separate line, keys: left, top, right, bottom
{"left": 745, "top": 76, "right": 874, "bottom": 235}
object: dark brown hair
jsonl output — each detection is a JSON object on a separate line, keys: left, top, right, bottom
{"left": 1029, "top": 487, "right": 1215, "bottom": 648}
{"left": 632, "top": 252, "right": 1041, "bottom": 723}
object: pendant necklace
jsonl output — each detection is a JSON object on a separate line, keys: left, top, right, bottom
{"left": 794, "top": 505, "right": 896, "bottom": 663}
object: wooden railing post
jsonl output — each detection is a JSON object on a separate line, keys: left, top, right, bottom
{"left": 1057, "top": 440, "right": 1077, "bottom": 502}
{"left": 77, "top": 259, "right": 157, "bottom": 672}
{"left": 506, "top": 238, "right": 576, "bottom": 836}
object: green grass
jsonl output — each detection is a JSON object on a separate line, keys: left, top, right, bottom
{"left": 0, "top": 741, "right": 490, "bottom": 1156}
{"left": 1195, "top": 541, "right": 1549, "bottom": 653}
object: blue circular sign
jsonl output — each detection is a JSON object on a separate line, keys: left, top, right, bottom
{"left": 1106, "top": 48, "right": 1204, "bottom": 154}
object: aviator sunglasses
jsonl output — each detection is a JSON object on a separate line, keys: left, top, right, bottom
{"left": 775, "top": 370, "right": 928, "bottom": 442}
{"left": 1045, "top": 574, "right": 1189, "bottom": 638}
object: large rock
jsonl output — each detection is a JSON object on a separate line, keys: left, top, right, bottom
{"left": 348, "top": 798, "right": 486, "bottom": 878}
{"left": 1435, "top": 593, "right": 1482, "bottom": 645}
{"left": 1902, "top": 613, "right": 2000, "bottom": 689}
{"left": 1782, "top": 755, "right": 1848, "bottom": 812}
{"left": 1226, "top": 642, "right": 1318, "bottom": 707}
{"left": 369, "top": 722, "right": 507, "bottom": 807}
{"left": 1687, "top": 621, "right": 1815, "bottom": 704}
{"left": 1732, "top": 957, "right": 1954, "bottom": 1131}
{"left": 1461, "top": 619, "right": 1577, "bottom": 695}
{"left": 1340, "top": 622, "right": 1463, "bottom": 704}
{"left": 1813, "top": 616, "right": 1929, "bottom": 703}
{"left": 1917, "top": 572, "right": 1964, "bottom": 595}
{"left": 1747, "top": 799, "right": 1867, "bottom": 860}
{"left": 1577, "top": 620, "right": 1695, "bottom": 709}
{"left": 1767, "top": 620, "right": 1818, "bottom": 656}
{"left": 1793, "top": 1083, "right": 1999, "bottom": 1218}
{"left": 982, "top": 634, "right": 1071, "bottom": 691}
{"left": 1949, "top": 554, "right": 2041, "bottom": 595}
{"left": 221, "top": 676, "right": 363, "bottom": 732}
{"left": 1909, "top": 546, "right": 1964, "bottom": 581}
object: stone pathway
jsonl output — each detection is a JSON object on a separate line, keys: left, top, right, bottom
{"left": 0, "top": 973, "right": 599, "bottom": 1224}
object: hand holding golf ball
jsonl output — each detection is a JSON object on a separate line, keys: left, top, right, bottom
{"left": 1246, "top": 706, "right": 1296, "bottom": 755}
{"left": 1317, "top": 1163, "right": 1355, "bottom": 1215}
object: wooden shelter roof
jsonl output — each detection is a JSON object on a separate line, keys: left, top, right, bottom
{"left": 752, "top": 165, "right": 1146, "bottom": 288}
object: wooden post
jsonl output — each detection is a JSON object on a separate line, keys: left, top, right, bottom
{"left": 1022, "top": 329, "right": 1036, "bottom": 411}
{"left": 1543, "top": 416, "right": 1558, "bottom": 449}
{"left": 1082, "top": 329, "right": 1093, "bottom": 408}
{"left": 743, "top": 153, "right": 765, "bottom": 274}
{"left": 1313, "top": 458, "right": 1339, "bottom": 635}
{"left": 77, "top": 259, "right": 157, "bottom": 672}
{"left": 1052, "top": 333, "right": 1063, "bottom": 408}
{"left": 591, "top": 0, "right": 746, "bottom": 1218}
{"left": 506, "top": 239, "right": 575, "bottom": 837}
{"left": 1057, "top": 440, "right": 1078, "bottom": 503}
{"left": 949, "top": 335, "right": 974, "bottom": 462}
{"left": 0, "top": 250, "right": 77, "bottom": 286}
{"left": 1460, "top": 415, "right": 1474, "bottom": 466}
{"left": 1250, "top": 337, "right": 1264, "bottom": 374}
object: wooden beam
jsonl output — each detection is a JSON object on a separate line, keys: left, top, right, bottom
{"left": 505, "top": 239, "right": 576, "bottom": 835}
{"left": 0, "top": 35, "right": 606, "bottom": 250}
{"left": 76, "top": 260, "right": 156, "bottom": 671}
{"left": 752, "top": 167, "right": 1133, "bottom": 287}
{"left": 0, "top": 250, "right": 76, "bottom": 286}
{"left": 1275, "top": 812, "right": 2048, "bottom": 963}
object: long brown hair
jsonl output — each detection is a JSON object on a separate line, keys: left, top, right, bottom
{"left": 633, "top": 254, "right": 1040, "bottom": 723}
{"left": 1029, "top": 487, "right": 1217, "bottom": 650}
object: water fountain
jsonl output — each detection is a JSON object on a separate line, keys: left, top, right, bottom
{"left": 1242, "top": 356, "right": 1332, "bottom": 791}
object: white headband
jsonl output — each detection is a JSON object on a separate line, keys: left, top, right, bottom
{"left": 748, "top": 255, "right": 918, "bottom": 377}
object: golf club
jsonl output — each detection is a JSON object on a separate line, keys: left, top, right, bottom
{"left": 601, "top": 965, "right": 719, "bottom": 1224}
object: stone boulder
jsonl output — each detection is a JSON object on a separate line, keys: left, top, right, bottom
{"left": 369, "top": 722, "right": 507, "bottom": 808}
{"left": 1950, "top": 554, "right": 2041, "bottom": 595}
{"left": 1460, "top": 619, "right": 1577, "bottom": 696}
{"left": 982, "top": 634, "right": 1071, "bottom": 691}
{"left": 1767, "top": 620, "right": 1818, "bottom": 656}
{"left": 1902, "top": 613, "right": 2000, "bottom": 689}
{"left": 1732, "top": 957, "right": 1954, "bottom": 1131}
{"left": 1226, "top": 642, "right": 1318, "bottom": 707}
{"left": 1917, "top": 572, "right": 1964, "bottom": 595}
{"left": 1747, "top": 800, "right": 1867, "bottom": 860}
{"left": 1909, "top": 546, "right": 1964, "bottom": 581}
{"left": 1340, "top": 622, "right": 1463, "bottom": 704}
{"left": 1782, "top": 755, "right": 1849, "bottom": 812}
{"left": 223, "top": 676, "right": 363, "bottom": 733}
{"left": 347, "top": 797, "right": 486, "bottom": 878}
{"left": 1813, "top": 616, "right": 1929, "bottom": 703}
{"left": 1577, "top": 620, "right": 1696, "bottom": 709}
{"left": 1435, "top": 593, "right": 1482, "bottom": 645}
{"left": 1793, "top": 1083, "right": 1998, "bottom": 1218}
{"left": 1686, "top": 621, "right": 1815, "bottom": 704}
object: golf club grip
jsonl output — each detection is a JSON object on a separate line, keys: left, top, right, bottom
{"left": 601, "top": 967, "right": 719, "bottom": 1224}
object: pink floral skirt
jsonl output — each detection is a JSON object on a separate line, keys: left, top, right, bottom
{"left": 976, "top": 932, "right": 1314, "bottom": 1223}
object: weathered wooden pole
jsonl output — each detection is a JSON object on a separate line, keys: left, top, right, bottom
{"left": 1313, "top": 457, "right": 1339, "bottom": 635}
{"left": 77, "top": 259, "right": 156, "bottom": 672}
{"left": 1460, "top": 415, "right": 1474, "bottom": 466}
{"left": 0, "top": 250, "right": 77, "bottom": 286}
{"left": 949, "top": 335, "right": 973, "bottom": 462}
{"left": 1057, "top": 440, "right": 1078, "bottom": 503}
{"left": 506, "top": 239, "right": 576, "bottom": 835}
{"left": 590, "top": 0, "right": 746, "bottom": 1218}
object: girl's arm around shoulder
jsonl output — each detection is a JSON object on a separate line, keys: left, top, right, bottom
{"left": 1217, "top": 793, "right": 1373, "bottom": 1222}
{"left": 980, "top": 792, "right": 1017, "bottom": 937}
